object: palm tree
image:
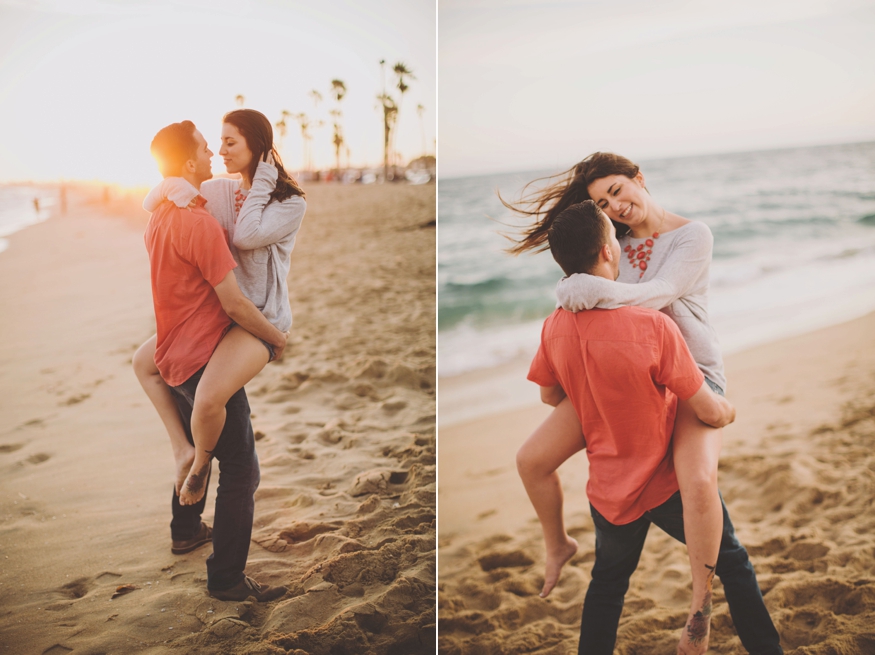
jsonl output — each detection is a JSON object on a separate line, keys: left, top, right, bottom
{"left": 329, "top": 109, "right": 344, "bottom": 174}
{"left": 235, "top": 94, "right": 245, "bottom": 107}
{"left": 377, "top": 93, "right": 397, "bottom": 181}
{"left": 275, "top": 110, "right": 291, "bottom": 161}
{"left": 417, "top": 104, "right": 427, "bottom": 155}
{"left": 294, "top": 112, "right": 323, "bottom": 172}
{"left": 329, "top": 79, "right": 347, "bottom": 174}
{"left": 330, "top": 79, "right": 346, "bottom": 103}
{"left": 391, "top": 62, "right": 415, "bottom": 170}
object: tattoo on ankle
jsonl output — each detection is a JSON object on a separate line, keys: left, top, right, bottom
{"left": 686, "top": 563, "right": 716, "bottom": 645}
{"left": 185, "top": 461, "right": 210, "bottom": 495}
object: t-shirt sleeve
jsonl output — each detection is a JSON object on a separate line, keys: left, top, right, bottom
{"left": 527, "top": 322, "right": 560, "bottom": 388}
{"left": 653, "top": 314, "right": 705, "bottom": 400}
{"left": 180, "top": 211, "right": 237, "bottom": 287}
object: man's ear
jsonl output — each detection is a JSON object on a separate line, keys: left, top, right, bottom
{"left": 601, "top": 242, "right": 613, "bottom": 263}
{"left": 183, "top": 159, "right": 197, "bottom": 174}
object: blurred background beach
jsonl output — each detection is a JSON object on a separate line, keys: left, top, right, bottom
{"left": 0, "top": 1, "right": 435, "bottom": 653}
{"left": 438, "top": 2, "right": 875, "bottom": 653}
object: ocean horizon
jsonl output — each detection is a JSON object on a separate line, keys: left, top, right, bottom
{"left": 438, "top": 140, "right": 875, "bottom": 379}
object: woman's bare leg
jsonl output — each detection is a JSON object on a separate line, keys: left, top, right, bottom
{"left": 178, "top": 326, "right": 270, "bottom": 506}
{"left": 516, "top": 397, "right": 587, "bottom": 598}
{"left": 133, "top": 335, "right": 194, "bottom": 494}
{"left": 673, "top": 398, "right": 723, "bottom": 655}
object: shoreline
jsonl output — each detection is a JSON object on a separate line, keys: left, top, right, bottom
{"left": 438, "top": 304, "right": 875, "bottom": 428}
{"left": 438, "top": 310, "right": 875, "bottom": 653}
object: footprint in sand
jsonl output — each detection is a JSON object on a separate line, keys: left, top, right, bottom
{"left": 478, "top": 550, "right": 535, "bottom": 572}
{"left": 42, "top": 646, "right": 73, "bottom": 655}
{"left": 61, "top": 393, "right": 90, "bottom": 406}
{"left": 279, "top": 521, "right": 341, "bottom": 544}
{"left": 0, "top": 443, "right": 25, "bottom": 454}
{"left": 392, "top": 511, "right": 436, "bottom": 532}
{"left": 26, "top": 453, "right": 51, "bottom": 465}
{"left": 58, "top": 577, "right": 92, "bottom": 599}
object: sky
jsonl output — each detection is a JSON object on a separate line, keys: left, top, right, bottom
{"left": 0, "top": 0, "right": 435, "bottom": 186}
{"left": 440, "top": 0, "right": 875, "bottom": 178}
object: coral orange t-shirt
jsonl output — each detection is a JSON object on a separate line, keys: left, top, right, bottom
{"left": 144, "top": 196, "right": 237, "bottom": 387}
{"left": 528, "top": 306, "right": 704, "bottom": 525}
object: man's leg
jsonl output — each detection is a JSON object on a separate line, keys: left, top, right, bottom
{"left": 168, "top": 377, "right": 209, "bottom": 542}
{"left": 648, "top": 492, "right": 784, "bottom": 655}
{"left": 579, "top": 505, "right": 650, "bottom": 655}
{"left": 204, "top": 383, "right": 260, "bottom": 592}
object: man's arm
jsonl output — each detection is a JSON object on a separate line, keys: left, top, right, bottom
{"left": 684, "top": 381, "right": 735, "bottom": 428}
{"left": 540, "top": 384, "right": 567, "bottom": 407}
{"left": 213, "top": 271, "right": 287, "bottom": 358}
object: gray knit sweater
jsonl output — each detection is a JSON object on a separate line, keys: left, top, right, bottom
{"left": 555, "top": 221, "right": 726, "bottom": 391}
{"left": 143, "top": 162, "right": 305, "bottom": 332}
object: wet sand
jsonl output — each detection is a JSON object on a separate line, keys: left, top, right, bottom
{"left": 0, "top": 182, "right": 435, "bottom": 654}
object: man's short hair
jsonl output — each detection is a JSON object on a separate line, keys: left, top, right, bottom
{"left": 547, "top": 200, "right": 610, "bottom": 276}
{"left": 150, "top": 120, "right": 198, "bottom": 177}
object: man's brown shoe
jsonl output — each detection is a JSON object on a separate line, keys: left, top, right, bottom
{"left": 171, "top": 521, "right": 212, "bottom": 555}
{"left": 209, "top": 576, "right": 287, "bottom": 602}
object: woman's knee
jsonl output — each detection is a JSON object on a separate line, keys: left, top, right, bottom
{"left": 192, "top": 388, "right": 228, "bottom": 419}
{"left": 132, "top": 344, "right": 158, "bottom": 381}
{"left": 516, "top": 441, "right": 552, "bottom": 479}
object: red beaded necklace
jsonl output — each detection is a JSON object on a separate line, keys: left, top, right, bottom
{"left": 624, "top": 207, "right": 666, "bottom": 279}
{"left": 234, "top": 187, "right": 248, "bottom": 216}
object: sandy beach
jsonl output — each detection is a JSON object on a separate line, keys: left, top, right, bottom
{"left": 438, "top": 312, "right": 875, "bottom": 654}
{"left": 0, "top": 182, "right": 436, "bottom": 654}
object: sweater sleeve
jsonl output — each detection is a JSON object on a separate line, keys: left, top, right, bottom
{"left": 555, "top": 222, "right": 713, "bottom": 312}
{"left": 233, "top": 162, "right": 307, "bottom": 250}
{"left": 142, "top": 178, "right": 198, "bottom": 212}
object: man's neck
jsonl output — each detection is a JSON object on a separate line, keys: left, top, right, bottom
{"left": 180, "top": 173, "right": 201, "bottom": 191}
{"left": 588, "top": 262, "right": 615, "bottom": 280}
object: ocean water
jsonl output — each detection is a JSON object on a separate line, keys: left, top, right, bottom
{"left": 0, "top": 185, "right": 59, "bottom": 253}
{"left": 439, "top": 141, "right": 875, "bottom": 377}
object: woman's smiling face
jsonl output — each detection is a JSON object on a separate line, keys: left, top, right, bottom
{"left": 587, "top": 172, "right": 649, "bottom": 227}
{"left": 219, "top": 122, "right": 253, "bottom": 175}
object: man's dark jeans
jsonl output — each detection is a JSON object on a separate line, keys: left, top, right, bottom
{"left": 579, "top": 491, "right": 783, "bottom": 655}
{"left": 169, "top": 366, "right": 260, "bottom": 592}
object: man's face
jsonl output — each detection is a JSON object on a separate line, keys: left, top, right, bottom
{"left": 189, "top": 129, "right": 213, "bottom": 184}
{"left": 603, "top": 212, "right": 621, "bottom": 280}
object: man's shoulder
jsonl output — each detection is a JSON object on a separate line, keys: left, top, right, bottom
{"left": 543, "top": 306, "right": 670, "bottom": 339}
{"left": 148, "top": 203, "right": 225, "bottom": 241}
{"left": 548, "top": 305, "right": 665, "bottom": 323}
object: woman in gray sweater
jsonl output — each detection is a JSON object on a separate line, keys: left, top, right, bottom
{"left": 133, "top": 109, "right": 306, "bottom": 508}
{"left": 509, "top": 152, "right": 725, "bottom": 654}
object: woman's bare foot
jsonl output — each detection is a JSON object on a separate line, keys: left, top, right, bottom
{"left": 540, "top": 535, "right": 579, "bottom": 598}
{"left": 173, "top": 444, "right": 196, "bottom": 495}
{"left": 178, "top": 457, "right": 211, "bottom": 506}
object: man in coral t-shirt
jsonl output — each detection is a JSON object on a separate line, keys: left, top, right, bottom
{"left": 524, "top": 201, "right": 782, "bottom": 655}
{"left": 144, "top": 121, "right": 287, "bottom": 602}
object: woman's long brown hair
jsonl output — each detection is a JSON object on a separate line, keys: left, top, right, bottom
{"left": 502, "top": 152, "right": 640, "bottom": 254}
{"left": 223, "top": 109, "right": 306, "bottom": 203}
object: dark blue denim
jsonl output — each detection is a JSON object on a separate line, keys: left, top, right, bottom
{"left": 169, "top": 366, "right": 260, "bottom": 592}
{"left": 578, "top": 491, "right": 782, "bottom": 655}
